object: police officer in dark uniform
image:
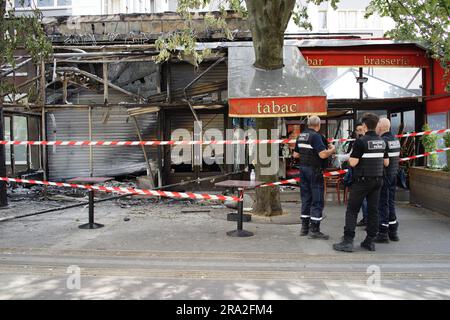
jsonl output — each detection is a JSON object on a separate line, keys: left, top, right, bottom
{"left": 293, "top": 116, "right": 336, "bottom": 239}
{"left": 374, "top": 118, "right": 401, "bottom": 243}
{"left": 333, "top": 113, "right": 389, "bottom": 252}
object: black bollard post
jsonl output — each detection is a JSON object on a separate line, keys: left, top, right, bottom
{"left": 226, "top": 188, "right": 253, "bottom": 237}
{"left": 79, "top": 189, "right": 104, "bottom": 229}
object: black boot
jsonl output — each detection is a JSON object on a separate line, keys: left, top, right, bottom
{"left": 361, "top": 237, "right": 376, "bottom": 251}
{"left": 388, "top": 231, "right": 399, "bottom": 242}
{"left": 373, "top": 232, "right": 389, "bottom": 243}
{"left": 333, "top": 237, "right": 354, "bottom": 252}
{"left": 308, "top": 223, "right": 329, "bottom": 240}
{"left": 300, "top": 223, "right": 309, "bottom": 236}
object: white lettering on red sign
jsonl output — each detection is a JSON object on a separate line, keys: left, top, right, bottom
{"left": 257, "top": 101, "right": 297, "bottom": 114}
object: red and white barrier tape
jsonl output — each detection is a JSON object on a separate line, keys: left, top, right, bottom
{"left": 0, "top": 177, "right": 241, "bottom": 202}
{"left": 1, "top": 129, "right": 448, "bottom": 146}
{"left": 1, "top": 148, "right": 448, "bottom": 199}
{"left": 0, "top": 139, "right": 295, "bottom": 146}
{"left": 399, "top": 147, "right": 450, "bottom": 162}
{"left": 258, "top": 147, "right": 450, "bottom": 188}
{"left": 259, "top": 177, "right": 300, "bottom": 188}
{"left": 258, "top": 169, "right": 349, "bottom": 188}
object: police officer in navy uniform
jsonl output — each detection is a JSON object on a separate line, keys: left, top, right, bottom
{"left": 293, "top": 116, "right": 336, "bottom": 239}
{"left": 374, "top": 118, "right": 401, "bottom": 243}
{"left": 333, "top": 113, "right": 389, "bottom": 252}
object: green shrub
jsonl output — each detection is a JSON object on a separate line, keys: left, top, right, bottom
{"left": 420, "top": 124, "right": 439, "bottom": 169}
{"left": 444, "top": 132, "right": 450, "bottom": 171}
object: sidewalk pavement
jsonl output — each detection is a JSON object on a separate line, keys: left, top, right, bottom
{"left": 0, "top": 197, "right": 450, "bottom": 299}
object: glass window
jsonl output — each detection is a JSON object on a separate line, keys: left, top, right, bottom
{"left": 390, "top": 112, "right": 401, "bottom": 135}
{"left": 5, "top": 117, "right": 11, "bottom": 165}
{"left": 362, "top": 68, "right": 422, "bottom": 99}
{"left": 312, "top": 67, "right": 360, "bottom": 99}
{"left": 36, "top": 0, "right": 54, "bottom": 7}
{"left": 364, "top": 68, "right": 422, "bottom": 94}
{"left": 57, "top": 0, "right": 72, "bottom": 6}
{"left": 427, "top": 113, "right": 447, "bottom": 168}
{"left": 338, "top": 11, "right": 346, "bottom": 29}
{"left": 14, "top": 0, "right": 32, "bottom": 7}
{"left": 338, "top": 11, "right": 357, "bottom": 29}
{"left": 347, "top": 11, "right": 357, "bottom": 29}
{"left": 403, "top": 110, "right": 415, "bottom": 133}
{"left": 16, "top": 0, "right": 71, "bottom": 7}
{"left": 318, "top": 11, "right": 327, "bottom": 30}
{"left": 13, "top": 116, "right": 28, "bottom": 164}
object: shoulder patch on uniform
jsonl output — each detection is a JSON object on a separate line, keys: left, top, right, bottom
{"left": 298, "top": 133, "right": 309, "bottom": 142}
{"left": 368, "top": 140, "right": 386, "bottom": 150}
{"left": 388, "top": 140, "right": 401, "bottom": 149}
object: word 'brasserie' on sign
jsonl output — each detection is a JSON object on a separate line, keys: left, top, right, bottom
{"left": 363, "top": 56, "right": 410, "bottom": 66}
{"left": 257, "top": 101, "right": 297, "bottom": 114}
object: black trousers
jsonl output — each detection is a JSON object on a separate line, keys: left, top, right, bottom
{"left": 378, "top": 174, "right": 398, "bottom": 233}
{"left": 344, "top": 177, "right": 383, "bottom": 240}
{"left": 299, "top": 166, "right": 324, "bottom": 225}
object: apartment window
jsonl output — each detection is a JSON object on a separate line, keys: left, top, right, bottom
{"left": 318, "top": 10, "right": 327, "bottom": 30}
{"left": 338, "top": 10, "right": 358, "bottom": 29}
{"left": 14, "top": 0, "right": 32, "bottom": 6}
{"left": 37, "top": 0, "right": 53, "bottom": 6}
{"left": 57, "top": 0, "right": 71, "bottom": 5}
{"left": 15, "top": 0, "right": 72, "bottom": 8}
{"left": 150, "top": 0, "right": 156, "bottom": 13}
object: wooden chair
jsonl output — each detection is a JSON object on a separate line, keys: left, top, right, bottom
{"left": 324, "top": 175, "right": 342, "bottom": 205}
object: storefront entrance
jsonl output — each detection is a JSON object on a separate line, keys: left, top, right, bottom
{"left": 162, "top": 109, "right": 228, "bottom": 190}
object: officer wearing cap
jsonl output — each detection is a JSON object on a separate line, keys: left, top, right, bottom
{"left": 293, "top": 116, "right": 336, "bottom": 239}
{"left": 374, "top": 118, "right": 401, "bottom": 243}
{"left": 333, "top": 113, "right": 389, "bottom": 252}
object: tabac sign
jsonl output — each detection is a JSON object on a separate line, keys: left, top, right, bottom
{"left": 228, "top": 96, "right": 327, "bottom": 118}
{"left": 228, "top": 45, "right": 327, "bottom": 118}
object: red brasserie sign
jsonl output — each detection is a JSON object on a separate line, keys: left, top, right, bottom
{"left": 301, "top": 50, "right": 429, "bottom": 68}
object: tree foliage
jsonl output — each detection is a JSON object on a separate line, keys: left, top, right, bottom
{"left": 443, "top": 132, "right": 450, "bottom": 172}
{"left": 0, "top": 0, "right": 53, "bottom": 95}
{"left": 365, "top": 0, "right": 449, "bottom": 90}
{"left": 156, "top": 0, "right": 449, "bottom": 89}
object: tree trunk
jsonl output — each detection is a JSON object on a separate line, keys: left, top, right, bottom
{"left": 252, "top": 117, "right": 283, "bottom": 216}
{"left": 245, "top": 0, "right": 296, "bottom": 70}
{"left": 245, "top": 0, "right": 295, "bottom": 216}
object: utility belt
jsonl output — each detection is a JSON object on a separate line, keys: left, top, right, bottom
{"left": 353, "top": 176, "right": 383, "bottom": 183}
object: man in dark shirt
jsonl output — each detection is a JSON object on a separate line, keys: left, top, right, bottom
{"left": 374, "top": 118, "right": 401, "bottom": 243}
{"left": 333, "top": 113, "right": 389, "bottom": 252}
{"left": 342, "top": 123, "right": 369, "bottom": 226}
{"left": 293, "top": 116, "right": 336, "bottom": 239}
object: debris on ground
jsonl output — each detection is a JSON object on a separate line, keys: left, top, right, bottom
{"left": 3, "top": 177, "right": 235, "bottom": 217}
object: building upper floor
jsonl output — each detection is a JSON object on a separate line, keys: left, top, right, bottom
{"left": 8, "top": 0, "right": 178, "bottom": 16}
{"left": 8, "top": 0, "right": 394, "bottom": 37}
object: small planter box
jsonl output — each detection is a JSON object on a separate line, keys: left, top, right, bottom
{"left": 409, "top": 167, "right": 450, "bottom": 216}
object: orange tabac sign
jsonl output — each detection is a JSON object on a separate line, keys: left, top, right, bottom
{"left": 228, "top": 96, "right": 327, "bottom": 118}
